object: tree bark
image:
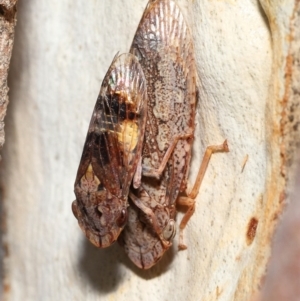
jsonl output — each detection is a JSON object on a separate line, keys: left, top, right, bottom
{"left": 0, "top": 0, "right": 17, "bottom": 297}
{"left": 254, "top": 1, "right": 300, "bottom": 300}
{"left": 0, "top": 0, "right": 16, "bottom": 149}
{"left": 1, "top": 0, "right": 299, "bottom": 300}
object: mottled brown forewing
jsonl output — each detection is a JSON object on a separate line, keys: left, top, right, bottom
{"left": 119, "top": 0, "right": 197, "bottom": 268}
{"left": 72, "top": 53, "right": 147, "bottom": 248}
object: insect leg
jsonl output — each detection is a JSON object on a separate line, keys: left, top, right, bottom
{"left": 142, "top": 131, "right": 194, "bottom": 179}
{"left": 177, "top": 139, "right": 229, "bottom": 250}
{"left": 129, "top": 191, "right": 173, "bottom": 248}
{"left": 132, "top": 156, "right": 142, "bottom": 189}
{"left": 129, "top": 191, "right": 160, "bottom": 231}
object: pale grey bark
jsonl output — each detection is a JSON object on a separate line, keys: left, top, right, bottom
{"left": 1, "top": 0, "right": 299, "bottom": 300}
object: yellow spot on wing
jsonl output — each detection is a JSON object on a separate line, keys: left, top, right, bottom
{"left": 117, "top": 120, "right": 138, "bottom": 153}
{"left": 83, "top": 164, "right": 101, "bottom": 186}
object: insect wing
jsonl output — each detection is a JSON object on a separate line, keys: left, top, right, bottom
{"left": 130, "top": 0, "right": 196, "bottom": 174}
{"left": 120, "top": 0, "right": 197, "bottom": 268}
{"left": 73, "top": 53, "right": 147, "bottom": 248}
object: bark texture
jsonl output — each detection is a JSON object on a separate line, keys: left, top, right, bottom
{"left": 255, "top": 1, "right": 300, "bottom": 300}
{"left": 0, "top": 0, "right": 16, "bottom": 150}
{"left": 0, "top": 0, "right": 17, "bottom": 297}
{"left": 1, "top": 0, "right": 299, "bottom": 300}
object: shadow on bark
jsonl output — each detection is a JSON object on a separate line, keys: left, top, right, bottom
{"left": 78, "top": 238, "right": 176, "bottom": 293}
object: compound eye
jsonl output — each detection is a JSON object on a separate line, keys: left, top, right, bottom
{"left": 116, "top": 208, "right": 128, "bottom": 227}
{"left": 162, "top": 219, "right": 176, "bottom": 241}
{"left": 71, "top": 201, "right": 79, "bottom": 219}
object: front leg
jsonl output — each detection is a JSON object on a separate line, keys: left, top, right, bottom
{"left": 129, "top": 191, "right": 174, "bottom": 248}
{"left": 129, "top": 191, "right": 161, "bottom": 235}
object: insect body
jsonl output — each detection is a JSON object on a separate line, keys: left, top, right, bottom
{"left": 119, "top": 0, "right": 197, "bottom": 269}
{"left": 119, "top": 0, "right": 229, "bottom": 269}
{"left": 72, "top": 53, "right": 147, "bottom": 248}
